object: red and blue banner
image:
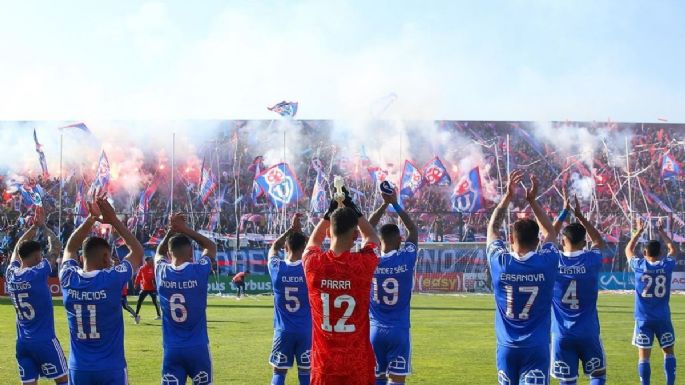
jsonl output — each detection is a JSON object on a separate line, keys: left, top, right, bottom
{"left": 399, "top": 160, "right": 423, "bottom": 199}
{"left": 74, "top": 181, "right": 88, "bottom": 225}
{"left": 199, "top": 166, "right": 218, "bottom": 204}
{"left": 267, "top": 101, "right": 298, "bottom": 118}
{"left": 33, "top": 129, "right": 49, "bottom": 178}
{"left": 255, "top": 163, "right": 303, "bottom": 208}
{"left": 367, "top": 166, "right": 389, "bottom": 188}
{"left": 88, "top": 151, "right": 110, "bottom": 196}
{"left": 137, "top": 178, "right": 159, "bottom": 223}
{"left": 310, "top": 171, "right": 328, "bottom": 213}
{"left": 19, "top": 184, "right": 43, "bottom": 207}
{"left": 422, "top": 156, "right": 451, "bottom": 186}
{"left": 661, "top": 153, "right": 682, "bottom": 180}
{"left": 451, "top": 167, "right": 484, "bottom": 213}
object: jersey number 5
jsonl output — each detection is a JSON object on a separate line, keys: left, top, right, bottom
{"left": 12, "top": 293, "right": 35, "bottom": 321}
{"left": 320, "top": 293, "right": 356, "bottom": 333}
{"left": 504, "top": 285, "right": 539, "bottom": 320}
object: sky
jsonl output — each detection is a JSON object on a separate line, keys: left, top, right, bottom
{"left": 0, "top": 0, "right": 683, "bottom": 122}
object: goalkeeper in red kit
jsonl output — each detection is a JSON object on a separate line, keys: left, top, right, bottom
{"left": 303, "top": 188, "right": 381, "bottom": 385}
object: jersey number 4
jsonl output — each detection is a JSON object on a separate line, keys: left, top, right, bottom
{"left": 561, "top": 280, "right": 580, "bottom": 310}
{"left": 320, "top": 293, "right": 356, "bottom": 333}
{"left": 504, "top": 285, "right": 538, "bottom": 320}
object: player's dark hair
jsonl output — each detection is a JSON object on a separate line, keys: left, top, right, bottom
{"left": 82, "top": 237, "right": 110, "bottom": 259}
{"left": 330, "top": 207, "right": 359, "bottom": 236}
{"left": 169, "top": 234, "right": 192, "bottom": 253}
{"left": 379, "top": 223, "right": 400, "bottom": 241}
{"left": 562, "top": 223, "right": 586, "bottom": 245}
{"left": 17, "top": 240, "right": 42, "bottom": 260}
{"left": 646, "top": 240, "right": 661, "bottom": 257}
{"left": 286, "top": 232, "right": 308, "bottom": 253}
{"left": 512, "top": 219, "right": 540, "bottom": 249}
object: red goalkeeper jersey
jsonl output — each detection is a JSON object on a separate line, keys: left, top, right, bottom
{"left": 302, "top": 243, "right": 380, "bottom": 385}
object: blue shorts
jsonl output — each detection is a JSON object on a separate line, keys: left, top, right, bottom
{"left": 162, "top": 345, "right": 213, "bottom": 385}
{"left": 16, "top": 338, "right": 68, "bottom": 383}
{"left": 496, "top": 344, "right": 550, "bottom": 385}
{"left": 633, "top": 319, "right": 676, "bottom": 348}
{"left": 370, "top": 325, "right": 412, "bottom": 376}
{"left": 269, "top": 330, "right": 312, "bottom": 370}
{"left": 69, "top": 368, "right": 128, "bottom": 385}
{"left": 551, "top": 335, "right": 606, "bottom": 381}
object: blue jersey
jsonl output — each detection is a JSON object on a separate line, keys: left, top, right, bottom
{"left": 5, "top": 260, "right": 56, "bottom": 341}
{"left": 268, "top": 256, "right": 311, "bottom": 332}
{"left": 369, "top": 242, "right": 418, "bottom": 329}
{"left": 60, "top": 259, "right": 133, "bottom": 371}
{"left": 552, "top": 249, "right": 602, "bottom": 338}
{"left": 488, "top": 240, "right": 559, "bottom": 348}
{"left": 155, "top": 255, "right": 212, "bottom": 348}
{"left": 630, "top": 256, "right": 676, "bottom": 321}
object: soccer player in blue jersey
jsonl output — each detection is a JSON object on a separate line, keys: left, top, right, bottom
{"left": 267, "top": 213, "right": 312, "bottom": 385}
{"left": 60, "top": 195, "right": 144, "bottom": 385}
{"left": 367, "top": 190, "right": 418, "bottom": 385}
{"left": 487, "top": 170, "right": 560, "bottom": 385}
{"left": 155, "top": 214, "right": 217, "bottom": 385}
{"left": 6, "top": 208, "right": 68, "bottom": 385}
{"left": 625, "top": 217, "right": 677, "bottom": 385}
{"left": 550, "top": 195, "right": 607, "bottom": 385}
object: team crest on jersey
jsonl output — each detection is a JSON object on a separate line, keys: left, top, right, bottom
{"left": 114, "top": 264, "right": 128, "bottom": 273}
{"left": 199, "top": 257, "right": 210, "bottom": 265}
{"left": 497, "top": 370, "right": 511, "bottom": 385}
{"left": 162, "top": 374, "right": 179, "bottom": 385}
{"left": 404, "top": 243, "right": 417, "bottom": 253}
{"left": 193, "top": 371, "right": 210, "bottom": 384}
{"left": 553, "top": 361, "right": 571, "bottom": 377}
{"left": 523, "top": 369, "right": 546, "bottom": 385}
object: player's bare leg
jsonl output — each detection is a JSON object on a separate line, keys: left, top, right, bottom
{"left": 54, "top": 374, "right": 68, "bottom": 385}
{"left": 375, "top": 374, "right": 387, "bottom": 385}
{"left": 662, "top": 345, "right": 676, "bottom": 385}
{"left": 638, "top": 348, "right": 652, "bottom": 385}
{"left": 388, "top": 374, "right": 406, "bottom": 384}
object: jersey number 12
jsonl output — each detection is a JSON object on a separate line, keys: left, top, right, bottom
{"left": 320, "top": 293, "right": 356, "bottom": 333}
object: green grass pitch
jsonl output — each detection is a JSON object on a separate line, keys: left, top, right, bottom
{"left": 0, "top": 293, "right": 683, "bottom": 384}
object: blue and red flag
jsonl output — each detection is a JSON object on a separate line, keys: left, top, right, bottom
{"left": 422, "top": 156, "right": 451, "bottom": 186}
{"left": 199, "top": 166, "right": 218, "bottom": 204}
{"left": 367, "top": 167, "right": 389, "bottom": 187}
{"left": 310, "top": 171, "right": 328, "bottom": 213}
{"left": 661, "top": 153, "right": 682, "bottom": 180}
{"left": 137, "top": 178, "right": 159, "bottom": 223}
{"left": 250, "top": 156, "right": 265, "bottom": 201}
{"left": 451, "top": 167, "right": 484, "bottom": 213}
{"left": 88, "top": 151, "right": 110, "bottom": 196}
{"left": 19, "top": 184, "right": 43, "bottom": 207}
{"left": 399, "top": 160, "right": 423, "bottom": 200}
{"left": 58, "top": 122, "right": 90, "bottom": 133}
{"left": 267, "top": 101, "right": 298, "bottom": 118}
{"left": 33, "top": 129, "right": 49, "bottom": 178}
{"left": 255, "top": 163, "right": 303, "bottom": 208}
{"left": 74, "top": 181, "right": 88, "bottom": 225}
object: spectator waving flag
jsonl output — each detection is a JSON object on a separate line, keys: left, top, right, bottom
{"left": 33, "top": 129, "right": 49, "bottom": 178}
{"left": 451, "top": 167, "right": 484, "bottom": 213}
{"left": 137, "top": 178, "right": 159, "bottom": 223}
{"left": 199, "top": 165, "right": 218, "bottom": 204}
{"left": 250, "top": 156, "right": 265, "bottom": 201}
{"left": 399, "top": 160, "right": 424, "bottom": 200}
{"left": 267, "top": 101, "right": 298, "bottom": 118}
{"left": 367, "top": 167, "right": 389, "bottom": 187}
{"left": 255, "top": 163, "right": 303, "bottom": 208}
{"left": 422, "top": 156, "right": 451, "bottom": 186}
{"left": 58, "top": 122, "right": 90, "bottom": 133}
{"left": 310, "top": 170, "right": 328, "bottom": 213}
{"left": 19, "top": 184, "right": 43, "bottom": 207}
{"left": 661, "top": 153, "right": 682, "bottom": 180}
{"left": 88, "top": 150, "right": 110, "bottom": 196}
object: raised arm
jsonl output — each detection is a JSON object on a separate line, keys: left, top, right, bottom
{"left": 526, "top": 175, "right": 556, "bottom": 244}
{"left": 625, "top": 217, "right": 646, "bottom": 260}
{"left": 44, "top": 222, "right": 62, "bottom": 260}
{"left": 488, "top": 170, "right": 523, "bottom": 244}
{"left": 171, "top": 214, "right": 217, "bottom": 260}
{"left": 97, "top": 197, "right": 144, "bottom": 271}
{"left": 384, "top": 192, "right": 418, "bottom": 245}
{"left": 368, "top": 202, "right": 389, "bottom": 227}
{"left": 573, "top": 195, "right": 605, "bottom": 250}
{"left": 656, "top": 219, "right": 677, "bottom": 257}
{"left": 269, "top": 213, "right": 302, "bottom": 257}
{"left": 156, "top": 229, "right": 174, "bottom": 262}
{"left": 552, "top": 192, "right": 570, "bottom": 236}
{"left": 11, "top": 208, "right": 44, "bottom": 263}
{"left": 358, "top": 215, "right": 381, "bottom": 248}
{"left": 306, "top": 198, "right": 338, "bottom": 250}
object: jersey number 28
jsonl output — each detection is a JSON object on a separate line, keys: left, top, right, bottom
{"left": 320, "top": 293, "right": 356, "bottom": 333}
{"left": 641, "top": 275, "right": 667, "bottom": 298}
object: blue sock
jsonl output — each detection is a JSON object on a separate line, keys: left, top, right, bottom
{"left": 639, "top": 360, "right": 651, "bottom": 385}
{"left": 560, "top": 380, "right": 576, "bottom": 385}
{"left": 272, "top": 372, "right": 286, "bottom": 385}
{"left": 376, "top": 378, "right": 387, "bottom": 385}
{"left": 589, "top": 375, "right": 606, "bottom": 385}
{"left": 665, "top": 354, "right": 676, "bottom": 385}
{"left": 298, "top": 369, "right": 310, "bottom": 385}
